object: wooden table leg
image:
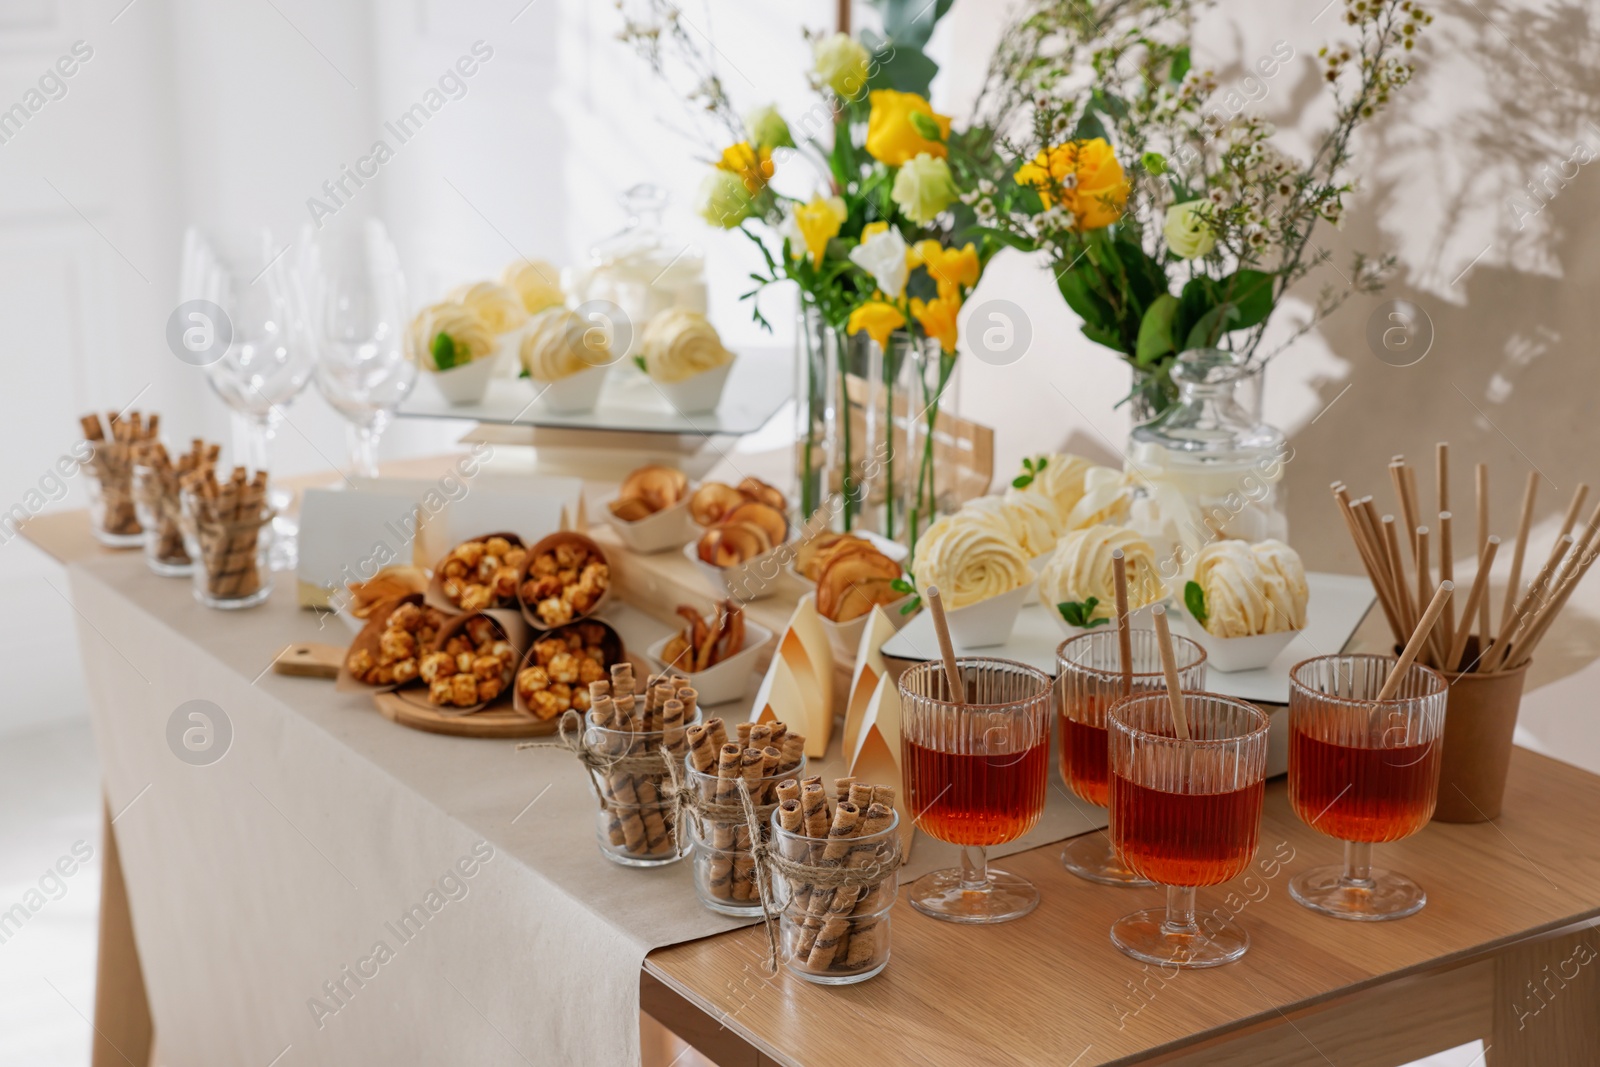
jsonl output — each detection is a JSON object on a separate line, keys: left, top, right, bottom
{"left": 93, "top": 797, "right": 152, "bottom": 1067}
{"left": 1490, "top": 920, "right": 1600, "bottom": 1065}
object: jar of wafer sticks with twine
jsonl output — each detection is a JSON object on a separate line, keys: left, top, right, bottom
{"left": 81, "top": 411, "right": 158, "bottom": 548}
{"left": 134, "top": 438, "right": 219, "bottom": 576}
{"left": 569, "top": 664, "right": 700, "bottom": 868}
{"left": 678, "top": 719, "right": 808, "bottom": 916}
{"left": 764, "top": 778, "right": 902, "bottom": 984}
{"left": 178, "top": 466, "right": 276, "bottom": 609}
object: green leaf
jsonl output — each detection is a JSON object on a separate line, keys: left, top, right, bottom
{"left": 1218, "top": 269, "right": 1276, "bottom": 330}
{"left": 1136, "top": 293, "right": 1180, "bottom": 367}
{"left": 865, "top": 41, "right": 941, "bottom": 97}
{"left": 633, "top": 355, "right": 647, "bottom": 373}
{"left": 1073, "top": 110, "right": 1108, "bottom": 141}
{"left": 1170, "top": 46, "right": 1192, "bottom": 85}
{"left": 1185, "top": 581, "right": 1209, "bottom": 627}
{"left": 430, "top": 331, "right": 458, "bottom": 370}
{"left": 866, "top": 0, "right": 954, "bottom": 49}
{"left": 1056, "top": 597, "right": 1109, "bottom": 629}
{"left": 890, "top": 577, "right": 915, "bottom": 595}
{"left": 1012, "top": 474, "right": 1031, "bottom": 489}
{"left": 1080, "top": 322, "right": 1125, "bottom": 351}
{"left": 1185, "top": 302, "right": 1241, "bottom": 350}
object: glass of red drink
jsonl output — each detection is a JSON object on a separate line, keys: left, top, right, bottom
{"left": 1108, "top": 692, "right": 1270, "bottom": 968}
{"left": 899, "top": 657, "right": 1053, "bottom": 924}
{"left": 1288, "top": 654, "right": 1446, "bottom": 921}
{"left": 1057, "top": 630, "right": 1206, "bottom": 885}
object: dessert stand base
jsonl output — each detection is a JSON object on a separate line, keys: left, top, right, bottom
{"left": 1111, "top": 909, "right": 1249, "bottom": 969}
{"left": 1289, "top": 865, "right": 1427, "bottom": 921}
{"left": 1061, "top": 832, "right": 1154, "bottom": 887}
{"left": 908, "top": 868, "right": 1039, "bottom": 924}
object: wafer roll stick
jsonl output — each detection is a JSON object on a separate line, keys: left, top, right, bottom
{"left": 686, "top": 723, "right": 717, "bottom": 773}
{"left": 759, "top": 746, "right": 783, "bottom": 799}
{"left": 834, "top": 777, "right": 857, "bottom": 804}
{"left": 799, "top": 802, "right": 862, "bottom": 963}
{"left": 779, "top": 733, "right": 805, "bottom": 771}
{"left": 775, "top": 778, "right": 801, "bottom": 805}
{"left": 871, "top": 785, "right": 896, "bottom": 809}
{"left": 812, "top": 802, "right": 895, "bottom": 971}
{"left": 676, "top": 687, "right": 698, "bottom": 725}
{"left": 662, "top": 699, "right": 687, "bottom": 757}
{"left": 704, "top": 743, "right": 744, "bottom": 899}
{"left": 847, "top": 783, "right": 873, "bottom": 807}
{"left": 840, "top": 802, "right": 898, "bottom": 970}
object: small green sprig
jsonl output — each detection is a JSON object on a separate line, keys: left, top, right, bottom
{"left": 1184, "top": 581, "right": 1209, "bottom": 627}
{"left": 890, "top": 577, "right": 921, "bottom": 615}
{"left": 1012, "top": 454, "right": 1049, "bottom": 489}
{"left": 430, "top": 332, "right": 459, "bottom": 371}
{"left": 1057, "top": 598, "right": 1108, "bottom": 629}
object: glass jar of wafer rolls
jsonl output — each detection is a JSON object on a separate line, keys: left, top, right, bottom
{"left": 582, "top": 665, "right": 702, "bottom": 868}
{"left": 770, "top": 781, "right": 902, "bottom": 984}
{"left": 178, "top": 468, "right": 276, "bottom": 610}
{"left": 683, "top": 719, "right": 808, "bottom": 916}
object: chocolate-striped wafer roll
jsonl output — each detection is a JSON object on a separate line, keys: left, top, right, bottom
{"left": 871, "top": 785, "right": 896, "bottom": 809}
{"left": 847, "top": 783, "right": 873, "bottom": 808}
{"left": 749, "top": 724, "right": 771, "bottom": 747}
{"left": 800, "top": 782, "right": 830, "bottom": 839}
{"left": 635, "top": 776, "right": 671, "bottom": 854}
{"left": 588, "top": 679, "right": 610, "bottom": 704}
{"left": 675, "top": 687, "right": 698, "bottom": 725}
{"left": 798, "top": 802, "right": 862, "bottom": 962}
{"left": 812, "top": 802, "right": 895, "bottom": 970}
{"left": 662, "top": 699, "right": 687, "bottom": 757}
{"left": 736, "top": 722, "right": 753, "bottom": 747}
{"left": 833, "top": 777, "right": 857, "bottom": 805}
{"left": 775, "top": 798, "right": 812, "bottom": 913}
{"left": 767, "top": 721, "right": 787, "bottom": 745}
{"left": 779, "top": 734, "right": 805, "bottom": 772}
{"left": 686, "top": 722, "right": 717, "bottom": 773}
{"left": 706, "top": 743, "right": 744, "bottom": 899}
{"left": 801, "top": 774, "right": 822, "bottom": 790}
{"left": 775, "top": 778, "right": 800, "bottom": 805}
{"left": 759, "top": 746, "right": 783, "bottom": 800}
{"left": 849, "top": 803, "right": 898, "bottom": 917}
{"left": 609, "top": 663, "right": 634, "bottom": 700}
{"left": 609, "top": 774, "right": 648, "bottom": 854}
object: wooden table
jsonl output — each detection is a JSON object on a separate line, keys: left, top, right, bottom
{"left": 26, "top": 465, "right": 1600, "bottom": 1067}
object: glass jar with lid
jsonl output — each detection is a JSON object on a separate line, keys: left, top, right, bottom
{"left": 1126, "top": 348, "right": 1289, "bottom": 580}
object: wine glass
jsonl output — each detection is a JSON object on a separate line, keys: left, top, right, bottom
{"left": 1108, "top": 691, "right": 1270, "bottom": 968}
{"left": 898, "top": 657, "right": 1053, "bottom": 924}
{"left": 1057, "top": 629, "right": 1206, "bottom": 885}
{"left": 181, "top": 225, "right": 313, "bottom": 566}
{"left": 1287, "top": 654, "right": 1447, "bottom": 921}
{"left": 304, "top": 221, "right": 415, "bottom": 477}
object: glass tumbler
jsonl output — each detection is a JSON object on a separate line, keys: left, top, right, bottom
{"left": 85, "top": 445, "right": 143, "bottom": 548}
{"left": 1109, "top": 692, "right": 1270, "bottom": 968}
{"left": 1288, "top": 654, "right": 1446, "bottom": 921}
{"left": 584, "top": 716, "right": 697, "bottom": 868}
{"left": 899, "top": 657, "right": 1053, "bottom": 924}
{"left": 133, "top": 462, "right": 192, "bottom": 575}
{"left": 1057, "top": 629, "right": 1206, "bottom": 885}
{"left": 686, "top": 752, "right": 805, "bottom": 916}
{"left": 772, "top": 807, "right": 901, "bottom": 984}
{"left": 180, "top": 489, "right": 274, "bottom": 610}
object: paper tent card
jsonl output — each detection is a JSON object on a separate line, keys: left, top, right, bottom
{"left": 749, "top": 598, "right": 834, "bottom": 756}
{"left": 842, "top": 606, "right": 899, "bottom": 759}
{"left": 848, "top": 675, "right": 912, "bottom": 852}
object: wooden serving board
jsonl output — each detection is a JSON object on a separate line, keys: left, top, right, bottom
{"left": 372, "top": 691, "right": 558, "bottom": 739}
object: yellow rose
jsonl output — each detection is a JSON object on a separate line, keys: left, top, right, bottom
{"left": 1013, "top": 137, "right": 1129, "bottom": 230}
{"left": 916, "top": 241, "right": 980, "bottom": 300}
{"left": 911, "top": 293, "right": 961, "bottom": 354}
{"left": 717, "top": 141, "right": 774, "bottom": 195}
{"left": 788, "top": 194, "right": 847, "bottom": 263}
{"left": 865, "top": 90, "right": 951, "bottom": 166}
{"left": 847, "top": 301, "right": 907, "bottom": 351}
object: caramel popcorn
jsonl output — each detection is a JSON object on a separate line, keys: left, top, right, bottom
{"left": 437, "top": 535, "right": 530, "bottom": 611}
{"left": 515, "top": 621, "right": 618, "bottom": 720}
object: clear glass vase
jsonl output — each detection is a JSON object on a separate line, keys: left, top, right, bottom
{"left": 1126, "top": 349, "right": 1289, "bottom": 577}
{"left": 793, "top": 305, "right": 833, "bottom": 526}
{"left": 900, "top": 337, "right": 959, "bottom": 556}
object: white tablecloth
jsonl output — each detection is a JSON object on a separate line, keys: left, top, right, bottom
{"left": 69, "top": 550, "right": 1109, "bottom": 1067}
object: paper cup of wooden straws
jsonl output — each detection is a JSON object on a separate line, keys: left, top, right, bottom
{"left": 769, "top": 778, "right": 902, "bottom": 984}
{"left": 81, "top": 411, "right": 157, "bottom": 548}
{"left": 133, "top": 438, "right": 219, "bottom": 576}
{"left": 179, "top": 466, "right": 276, "bottom": 609}
{"left": 682, "top": 718, "right": 807, "bottom": 916}
{"left": 1332, "top": 445, "right": 1600, "bottom": 822}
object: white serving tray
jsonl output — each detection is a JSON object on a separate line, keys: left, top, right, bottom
{"left": 396, "top": 346, "right": 790, "bottom": 437}
{"left": 882, "top": 572, "right": 1376, "bottom": 706}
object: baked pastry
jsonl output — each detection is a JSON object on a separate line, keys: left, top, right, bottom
{"left": 521, "top": 307, "right": 611, "bottom": 381}
{"left": 438, "top": 536, "right": 528, "bottom": 611}
{"left": 518, "top": 539, "right": 611, "bottom": 626}
{"left": 1190, "top": 538, "right": 1307, "bottom": 637}
{"left": 447, "top": 280, "right": 529, "bottom": 335}
{"left": 689, "top": 482, "right": 749, "bottom": 527}
{"left": 610, "top": 464, "right": 689, "bottom": 521}
{"left": 816, "top": 547, "right": 902, "bottom": 623}
{"left": 659, "top": 601, "right": 746, "bottom": 673}
{"left": 697, "top": 521, "right": 774, "bottom": 567}
{"left": 639, "top": 308, "right": 734, "bottom": 383}
{"left": 912, "top": 511, "right": 1030, "bottom": 609}
{"left": 1036, "top": 524, "right": 1166, "bottom": 626}
{"left": 500, "top": 259, "right": 564, "bottom": 316}
{"left": 410, "top": 302, "right": 495, "bottom": 370}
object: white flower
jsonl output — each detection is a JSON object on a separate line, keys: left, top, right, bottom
{"left": 848, "top": 225, "right": 911, "bottom": 300}
{"left": 890, "top": 153, "right": 959, "bottom": 225}
{"left": 1163, "top": 201, "right": 1217, "bottom": 259}
{"left": 811, "top": 33, "right": 870, "bottom": 99}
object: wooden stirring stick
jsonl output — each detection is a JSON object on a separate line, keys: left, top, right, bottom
{"left": 1475, "top": 464, "right": 1492, "bottom": 646}
{"left": 1499, "top": 470, "right": 1539, "bottom": 640}
{"left": 1447, "top": 537, "right": 1499, "bottom": 671}
{"left": 1112, "top": 549, "right": 1133, "bottom": 698}
{"left": 1379, "top": 582, "right": 1454, "bottom": 701}
{"left": 1151, "top": 606, "right": 1190, "bottom": 741}
{"left": 925, "top": 586, "right": 966, "bottom": 704}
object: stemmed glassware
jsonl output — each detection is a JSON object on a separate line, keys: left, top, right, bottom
{"left": 1108, "top": 691, "right": 1270, "bottom": 968}
{"left": 303, "top": 221, "right": 415, "bottom": 477}
{"left": 899, "top": 657, "right": 1053, "bottom": 924}
{"left": 180, "top": 225, "right": 313, "bottom": 567}
{"left": 1057, "top": 629, "right": 1207, "bottom": 885}
{"left": 1287, "top": 654, "right": 1447, "bottom": 921}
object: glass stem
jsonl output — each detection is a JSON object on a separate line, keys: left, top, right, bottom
{"left": 1164, "top": 885, "right": 1199, "bottom": 936}
{"left": 347, "top": 423, "right": 380, "bottom": 479}
{"left": 959, "top": 845, "right": 989, "bottom": 893}
{"left": 1341, "top": 839, "right": 1375, "bottom": 888}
